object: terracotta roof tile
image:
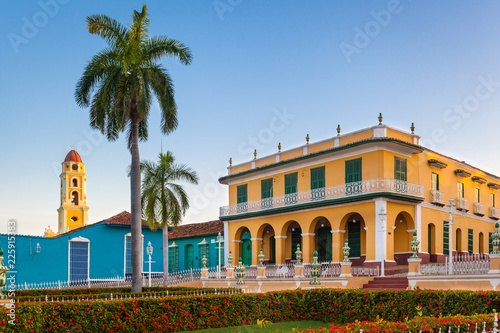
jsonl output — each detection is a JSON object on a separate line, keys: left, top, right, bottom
{"left": 168, "top": 220, "right": 223, "bottom": 240}
{"left": 104, "top": 211, "right": 150, "bottom": 227}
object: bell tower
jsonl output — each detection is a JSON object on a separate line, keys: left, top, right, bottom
{"left": 57, "top": 150, "right": 89, "bottom": 234}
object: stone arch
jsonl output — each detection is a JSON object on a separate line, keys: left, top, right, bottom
{"left": 233, "top": 226, "right": 251, "bottom": 266}
{"left": 307, "top": 217, "right": 332, "bottom": 262}
{"left": 281, "top": 220, "right": 303, "bottom": 262}
{"left": 257, "top": 223, "right": 276, "bottom": 264}
{"left": 392, "top": 211, "right": 415, "bottom": 265}
{"left": 339, "top": 213, "right": 366, "bottom": 265}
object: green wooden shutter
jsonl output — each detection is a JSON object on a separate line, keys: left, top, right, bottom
{"left": 311, "top": 166, "right": 325, "bottom": 200}
{"left": 237, "top": 184, "right": 248, "bottom": 213}
{"left": 348, "top": 221, "right": 361, "bottom": 257}
{"left": 285, "top": 172, "right": 298, "bottom": 204}
{"left": 345, "top": 158, "right": 362, "bottom": 195}
{"left": 394, "top": 157, "right": 407, "bottom": 181}
{"left": 185, "top": 244, "right": 194, "bottom": 270}
{"left": 468, "top": 229, "right": 474, "bottom": 255}
{"left": 443, "top": 221, "right": 449, "bottom": 255}
{"left": 169, "top": 246, "right": 178, "bottom": 273}
{"left": 311, "top": 166, "right": 325, "bottom": 189}
{"left": 237, "top": 185, "right": 247, "bottom": 203}
{"left": 261, "top": 178, "right": 273, "bottom": 209}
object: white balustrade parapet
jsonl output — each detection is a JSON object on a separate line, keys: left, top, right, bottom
{"left": 490, "top": 207, "right": 500, "bottom": 220}
{"left": 220, "top": 178, "right": 424, "bottom": 217}
{"left": 474, "top": 202, "right": 485, "bottom": 216}
{"left": 430, "top": 190, "right": 444, "bottom": 205}
{"left": 455, "top": 197, "right": 469, "bottom": 211}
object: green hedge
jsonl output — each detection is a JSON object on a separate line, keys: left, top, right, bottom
{"left": 2, "top": 289, "right": 500, "bottom": 333}
{"left": 14, "top": 286, "right": 208, "bottom": 297}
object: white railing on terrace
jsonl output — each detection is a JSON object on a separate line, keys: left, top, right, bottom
{"left": 220, "top": 178, "right": 424, "bottom": 216}
{"left": 421, "top": 254, "right": 490, "bottom": 275}
{"left": 264, "top": 263, "right": 295, "bottom": 278}
{"left": 6, "top": 269, "right": 202, "bottom": 291}
{"left": 490, "top": 207, "right": 500, "bottom": 219}
{"left": 207, "top": 267, "right": 227, "bottom": 279}
{"left": 352, "top": 266, "right": 380, "bottom": 277}
{"left": 430, "top": 189, "right": 445, "bottom": 205}
{"left": 474, "top": 202, "right": 485, "bottom": 216}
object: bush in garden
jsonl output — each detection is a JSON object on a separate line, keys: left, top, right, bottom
{"left": 1, "top": 289, "right": 500, "bottom": 333}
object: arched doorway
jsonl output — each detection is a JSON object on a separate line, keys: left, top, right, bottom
{"left": 258, "top": 224, "right": 276, "bottom": 264}
{"left": 392, "top": 212, "right": 415, "bottom": 265}
{"left": 242, "top": 231, "right": 252, "bottom": 266}
{"left": 428, "top": 223, "right": 436, "bottom": 262}
{"left": 340, "top": 213, "right": 366, "bottom": 265}
{"left": 282, "top": 220, "right": 302, "bottom": 263}
{"left": 312, "top": 217, "right": 331, "bottom": 262}
{"left": 479, "top": 232, "right": 484, "bottom": 254}
{"left": 456, "top": 228, "right": 462, "bottom": 253}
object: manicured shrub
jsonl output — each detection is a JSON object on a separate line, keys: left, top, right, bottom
{"left": 1, "top": 289, "right": 499, "bottom": 333}
{"left": 15, "top": 286, "right": 211, "bottom": 297}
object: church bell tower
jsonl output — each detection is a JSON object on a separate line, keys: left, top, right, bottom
{"left": 56, "top": 150, "right": 89, "bottom": 234}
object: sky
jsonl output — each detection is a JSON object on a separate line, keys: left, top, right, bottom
{"left": 2, "top": 1, "right": 500, "bottom": 236}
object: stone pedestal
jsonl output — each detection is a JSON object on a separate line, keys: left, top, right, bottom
{"left": 226, "top": 267, "right": 235, "bottom": 279}
{"left": 340, "top": 262, "right": 352, "bottom": 277}
{"left": 257, "top": 267, "right": 266, "bottom": 279}
{"left": 407, "top": 257, "right": 422, "bottom": 276}
{"left": 294, "top": 265, "right": 304, "bottom": 278}
{"left": 201, "top": 268, "right": 208, "bottom": 279}
{"left": 489, "top": 254, "right": 500, "bottom": 274}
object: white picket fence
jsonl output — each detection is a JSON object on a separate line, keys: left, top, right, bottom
{"left": 17, "top": 287, "right": 242, "bottom": 303}
{"left": 421, "top": 254, "right": 490, "bottom": 275}
{"left": 6, "top": 269, "right": 201, "bottom": 291}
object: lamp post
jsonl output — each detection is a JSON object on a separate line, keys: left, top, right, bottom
{"left": 446, "top": 198, "right": 457, "bottom": 275}
{"left": 378, "top": 207, "right": 387, "bottom": 277}
{"left": 216, "top": 232, "right": 223, "bottom": 278}
{"left": 146, "top": 241, "right": 153, "bottom": 287}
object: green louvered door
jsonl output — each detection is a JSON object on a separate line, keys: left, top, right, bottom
{"left": 345, "top": 158, "right": 362, "bottom": 195}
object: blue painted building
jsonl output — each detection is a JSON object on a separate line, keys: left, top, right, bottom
{"left": 0, "top": 212, "right": 224, "bottom": 285}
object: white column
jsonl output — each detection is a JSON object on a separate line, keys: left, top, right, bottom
{"left": 224, "top": 221, "right": 229, "bottom": 266}
{"left": 415, "top": 203, "right": 422, "bottom": 246}
{"left": 375, "top": 199, "right": 387, "bottom": 263}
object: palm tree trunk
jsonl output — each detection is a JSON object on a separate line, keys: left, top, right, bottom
{"left": 130, "top": 116, "right": 143, "bottom": 293}
{"left": 163, "top": 225, "right": 169, "bottom": 286}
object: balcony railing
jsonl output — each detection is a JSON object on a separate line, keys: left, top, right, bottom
{"left": 455, "top": 197, "right": 469, "bottom": 211}
{"left": 473, "top": 202, "right": 485, "bottom": 216}
{"left": 430, "top": 190, "right": 444, "bottom": 205}
{"left": 220, "top": 178, "right": 424, "bottom": 217}
{"left": 490, "top": 207, "right": 499, "bottom": 220}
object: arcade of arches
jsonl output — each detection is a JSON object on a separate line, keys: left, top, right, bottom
{"left": 227, "top": 201, "right": 417, "bottom": 267}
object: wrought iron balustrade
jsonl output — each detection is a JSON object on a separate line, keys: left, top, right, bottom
{"left": 220, "top": 178, "right": 424, "bottom": 217}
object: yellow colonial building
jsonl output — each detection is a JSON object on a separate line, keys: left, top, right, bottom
{"left": 219, "top": 115, "right": 500, "bottom": 270}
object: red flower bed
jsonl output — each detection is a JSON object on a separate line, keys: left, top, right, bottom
{"left": 1, "top": 289, "right": 499, "bottom": 332}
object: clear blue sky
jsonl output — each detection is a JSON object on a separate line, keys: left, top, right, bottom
{"left": 2, "top": 1, "right": 500, "bottom": 235}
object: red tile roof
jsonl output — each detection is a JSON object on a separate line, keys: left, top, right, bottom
{"left": 168, "top": 220, "right": 224, "bottom": 240}
{"left": 104, "top": 211, "right": 150, "bottom": 227}
{"left": 103, "top": 211, "right": 223, "bottom": 239}
{"left": 64, "top": 150, "right": 82, "bottom": 163}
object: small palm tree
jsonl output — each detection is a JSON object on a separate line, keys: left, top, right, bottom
{"left": 75, "top": 5, "right": 192, "bottom": 292}
{"left": 141, "top": 151, "right": 199, "bottom": 286}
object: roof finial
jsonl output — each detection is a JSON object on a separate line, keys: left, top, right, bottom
{"left": 306, "top": 134, "right": 310, "bottom": 144}
{"left": 278, "top": 142, "right": 282, "bottom": 152}
{"left": 410, "top": 122, "right": 415, "bottom": 134}
{"left": 253, "top": 149, "right": 257, "bottom": 160}
{"left": 336, "top": 124, "right": 341, "bottom": 136}
{"left": 378, "top": 113, "right": 383, "bottom": 125}
{"left": 229, "top": 157, "right": 233, "bottom": 166}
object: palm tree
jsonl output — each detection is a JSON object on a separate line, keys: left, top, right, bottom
{"left": 75, "top": 5, "right": 192, "bottom": 292}
{"left": 141, "top": 151, "right": 199, "bottom": 286}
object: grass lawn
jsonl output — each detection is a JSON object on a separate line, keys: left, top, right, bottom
{"left": 185, "top": 320, "right": 329, "bottom": 332}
